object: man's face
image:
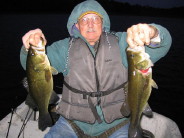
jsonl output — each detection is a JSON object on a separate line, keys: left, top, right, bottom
{"left": 76, "top": 13, "right": 103, "bottom": 45}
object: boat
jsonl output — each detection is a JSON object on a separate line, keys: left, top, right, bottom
{"left": 0, "top": 97, "right": 182, "bottom": 138}
{"left": 0, "top": 101, "right": 49, "bottom": 138}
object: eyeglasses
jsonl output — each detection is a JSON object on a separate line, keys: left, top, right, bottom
{"left": 78, "top": 16, "right": 102, "bottom": 26}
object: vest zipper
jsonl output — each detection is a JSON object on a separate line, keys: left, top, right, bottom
{"left": 94, "top": 40, "right": 101, "bottom": 105}
{"left": 86, "top": 37, "right": 102, "bottom": 123}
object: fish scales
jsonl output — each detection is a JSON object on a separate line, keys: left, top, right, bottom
{"left": 126, "top": 46, "right": 157, "bottom": 138}
{"left": 26, "top": 40, "right": 57, "bottom": 131}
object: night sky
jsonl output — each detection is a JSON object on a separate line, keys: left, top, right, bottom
{"left": 114, "top": 0, "right": 184, "bottom": 8}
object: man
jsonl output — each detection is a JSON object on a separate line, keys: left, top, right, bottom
{"left": 20, "top": 0, "right": 172, "bottom": 137}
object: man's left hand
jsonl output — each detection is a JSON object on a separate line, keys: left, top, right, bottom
{"left": 126, "top": 23, "right": 158, "bottom": 48}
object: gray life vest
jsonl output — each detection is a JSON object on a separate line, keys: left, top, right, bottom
{"left": 57, "top": 32, "right": 128, "bottom": 124}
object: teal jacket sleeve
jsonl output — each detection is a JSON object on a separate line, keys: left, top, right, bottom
{"left": 116, "top": 23, "right": 172, "bottom": 68}
{"left": 20, "top": 38, "right": 70, "bottom": 76}
{"left": 46, "top": 38, "right": 70, "bottom": 76}
{"left": 20, "top": 46, "right": 28, "bottom": 70}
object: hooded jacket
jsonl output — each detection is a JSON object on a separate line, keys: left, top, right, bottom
{"left": 20, "top": 0, "right": 172, "bottom": 136}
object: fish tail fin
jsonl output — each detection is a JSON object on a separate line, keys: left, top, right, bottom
{"left": 38, "top": 112, "right": 53, "bottom": 131}
{"left": 128, "top": 125, "right": 142, "bottom": 138}
{"left": 142, "top": 129, "right": 155, "bottom": 138}
{"left": 129, "top": 125, "right": 154, "bottom": 138}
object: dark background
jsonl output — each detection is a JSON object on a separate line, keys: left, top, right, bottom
{"left": 0, "top": 0, "right": 184, "bottom": 136}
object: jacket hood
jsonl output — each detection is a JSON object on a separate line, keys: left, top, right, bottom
{"left": 67, "top": 0, "right": 110, "bottom": 36}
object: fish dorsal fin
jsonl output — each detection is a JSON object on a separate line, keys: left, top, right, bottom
{"left": 151, "top": 79, "right": 158, "bottom": 89}
{"left": 51, "top": 66, "right": 58, "bottom": 75}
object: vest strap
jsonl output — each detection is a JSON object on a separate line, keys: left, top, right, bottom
{"left": 63, "top": 81, "right": 127, "bottom": 123}
{"left": 63, "top": 81, "right": 127, "bottom": 98}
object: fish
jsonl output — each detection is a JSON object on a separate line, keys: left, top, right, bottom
{"left": 26, "top": 39, "right": 58, "bottom": 131}
{"left": 22, "top": 77, "right": 60, "bottom": 111}
{"left": 126, "top": 46, "right": 158, "bottom": 138}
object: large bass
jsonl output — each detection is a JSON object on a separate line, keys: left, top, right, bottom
{"left": 126, "top": 46, "right": 158, "bottom": 138}
{"left": 26, "top": 40, "right": 58, "bottom": 131}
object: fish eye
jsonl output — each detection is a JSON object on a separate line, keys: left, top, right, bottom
{"left": 130, "top": 54, "right": 134, "bottom": 58}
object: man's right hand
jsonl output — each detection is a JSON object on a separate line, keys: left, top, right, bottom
{"left": 22, "top": 28, "right": 47, "bottom": 50}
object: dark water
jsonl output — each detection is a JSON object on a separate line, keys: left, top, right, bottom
{"left": 0, "top": 13, "right": 184, "bottom": 136}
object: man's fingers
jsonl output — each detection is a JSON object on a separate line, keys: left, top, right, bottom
{"left": 126, "top": 24, "right": 156, "bottom": 48}
{"left": 127, "top": 37, "right": 136, "bottom": 48}
{"left": 141, "top": 25, "right": 151, "bottom": 45}
{"left": 41, "top": 33, "right": 47, "bottom": 46}
{"left": 134, "top": 32, "right": 144, "bottom": 46}
{"left": 29, "top": 34, "right": 35, "bottom": 46}
{"left": 22, "top": 28, "right": 46, "bottom": 49}
{"left": 34, "top": 33, "right": 43, "bottom": 45}
{"left": 127, "top": 28, "right": 136, "bottom": 48}
{"left": 127, "top": 29, "right": 144, "bottom": 47}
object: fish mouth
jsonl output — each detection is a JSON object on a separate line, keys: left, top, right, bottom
{"left": 138, "top": 67, "right": 152, "bottom": 74}
{"left": 31, "top": 45, "right": 44, "bottom": 50}
{"left": 31, "top": 41, "right": 45, "bottom": 54}
{"left": 135, "top": 58, "right": 153, "bottom": 72}
{"left": 137, "top": 52, "right": 153, "bottom": 74}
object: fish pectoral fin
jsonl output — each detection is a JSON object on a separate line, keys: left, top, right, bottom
{"left": 143, "top": 104, "right": 153, "bottom": 118}
{"left": 51, "top": 66, "right": 58, "bottom": 75}
{"left": 38, "top": 112, "right": 53, "bottom": 131}
{"left": 151, "top": 79, "right": 158, "bottom": 89}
